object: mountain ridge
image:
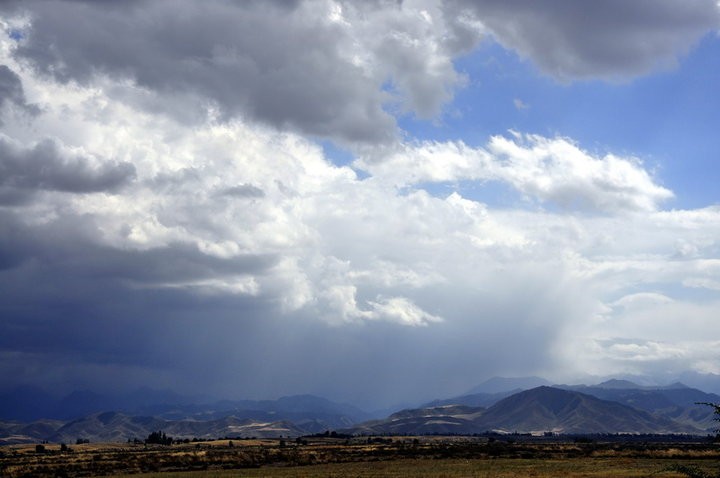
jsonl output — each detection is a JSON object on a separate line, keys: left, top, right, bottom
{"left": 0, "top": 387, "right": 367, "bottom": 425}
{"left": 2, "top": 378, "right": 718, "bottom": 444}
{"left": 343, "top": 386, "right": 708, "bottom": 436}
{"left": 475, "top": 386, "right": 699, "bottom": 434}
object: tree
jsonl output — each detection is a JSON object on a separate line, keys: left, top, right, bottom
{"left": 696, "top": 402, "right": 720, "bottom": 440}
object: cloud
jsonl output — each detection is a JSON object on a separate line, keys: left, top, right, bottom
{"left": 359, "top": 133, "right": 673, "bottom": 213}
{"left": 0, "top": 65, "right": 29, "bottom": 109}
{"left": 611, "top": 292, "right": 674, "bottom": 310}
{"left": 567, "top": 336, "right": 720, "bottom": 380}
{"left": 217, "top": 184, "right": 265, "bottom": 199}
{"left": 604, "top": 339, "right": 687, "bottom": 362}
{"left": 513, "top": 98, "right": 529, "bottom": 110}
{"left": 683, "top": 277, "right": 720, "bottom": 291}
{"left": 369, "top": 296, "right": 443, "bottom": 326}
{"left": 0, "top": 136, "right": 136, "bottom": 203}
{"left": 487, "top": 134, "right": 674, "bottom": 212}
{"left": 452, "top": 0, "right": 720, "bottom": 79}
{"left": 0, "top": 65, "right": 38, "bottom": 125}
{"left": 0, "top": 49, "right": 705, "bottom": 396}
{"left": 1, "top": 0, "right": 482, "bottom": 145}
{"left": 0, "top": 59, "right": 590, "bottom": 399}
{"left": 0, "top": 1, "right": 718, "bottom": 404}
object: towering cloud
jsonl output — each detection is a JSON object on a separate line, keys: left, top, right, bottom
{"left": 0, "top": 0, "right": 483, "bottom": 144}
{"left": 0, "top": 1, "right": 718, "bottom": 405}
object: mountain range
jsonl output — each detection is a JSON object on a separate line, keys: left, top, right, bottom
{"left": 0, "top": 388, "right": 369, "bottom": 444}
{"left": 556, "top": 380, "right": 719, "bottom": 431}
{"left": 1, "top": 377, "right": 718, "bottom": 444}
{"left": 345, "top": 386, "right": 707, "bottom": 436}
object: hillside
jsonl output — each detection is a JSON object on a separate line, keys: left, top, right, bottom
{"left": 475, "top": 386, "right": 698, "bottom": 434}
{"left": 1, "top": 382, "right": 716, "bottom": 444}
{"left": 345, "top": 387, "right": 704, "bottom": 436}
{"left": 0, "top": 387, "right": 364, "bottom": 435}
{"left": 348, "top": 405, "right": 484, "bottom": 436}
{"left": 0, "top": 390, "right": 367, "bottom": 444}
{"left": 557, "top": 382, "right": 720, "bottom": 431}
{"left": 3, "top": 412, "right": 308, "bottom": 444}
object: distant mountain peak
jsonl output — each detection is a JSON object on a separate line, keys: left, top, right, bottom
{"left": 596, "top": 379, "right": 642, "bottom": 389}
{"left": 661, "top": 382, "right": 690, "bottom": 390}
{"left": 466, "top": 376, "right": 551, "bottom": 395}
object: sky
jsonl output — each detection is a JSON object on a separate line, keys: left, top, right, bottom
{"left": 1, "top": 0, "right": 720, "bottom": 409}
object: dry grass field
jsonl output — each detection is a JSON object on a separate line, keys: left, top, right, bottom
{"left": 106, "top": 458, "right": 720, "bottom": 478}
{"left": 0, "top": 437, "right": 718, "bottom": 477}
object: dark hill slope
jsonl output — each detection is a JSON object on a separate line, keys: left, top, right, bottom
{"left": 557, "top": 383, "right": 720, "bottom": 431}
{"left": 475, "top": 386, "right": 699, "bottom": 434}
{"left": 347, "top": 405, "right": 484, "bottom": 436}
{"left": 344, "top": 387, "right": 702, "bottom": 436}
{"left": 49, "top": 411, "right": 306, "bottom": 443}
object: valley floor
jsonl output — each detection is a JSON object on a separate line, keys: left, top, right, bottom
{"left": 1, "top": 436, "right": 718, "bottom": 477}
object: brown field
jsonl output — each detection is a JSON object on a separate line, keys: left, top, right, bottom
{"left": 106, "top": 459, "right": 715, "bottom": 478}
{"left": 0, "top": 437, "right": 718, "bottom": 477}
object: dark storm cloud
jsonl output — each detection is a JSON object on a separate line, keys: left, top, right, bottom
{"left": 0, "top": 204, "right": 566, "bottom": 405}
{"left": 0, "top": 65, "right": 38, "bottom": 120}
{"left": 0, "top": 137, "right": 136, "bottom": 201}
{"left": 0, "top": 277, "right": 563, "bottom": 407}
{"left": 450, "top": 0, "right": 720, "bottom": 79}
{"left": 0, "top": 66, "right": 26, "bottom": 108}
{"left": 0, "top": 211, "right": 274, "bottom": 286}
{"left": 0, "top": 210, "right": 278, "bottom": 381}
{"left": 1, "top": 0, "right": 396, "bottom": 143}
{"left": 218, "top": 184, "right": 266, "bottom": 199}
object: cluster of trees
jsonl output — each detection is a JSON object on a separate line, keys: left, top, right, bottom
{"left": 145, "top": 430, "right": 173, "bottom": 445}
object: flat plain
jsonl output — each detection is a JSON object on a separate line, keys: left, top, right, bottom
{"left": 1, "top": 436, "right": 718, "bottom": 477}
